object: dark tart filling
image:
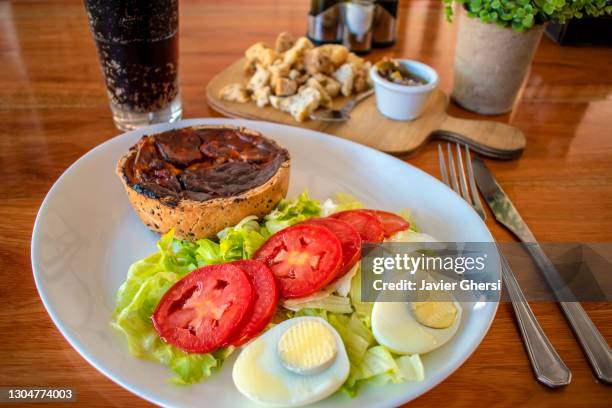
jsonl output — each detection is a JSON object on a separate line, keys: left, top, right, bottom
{"left": 123, "top": 127, "right": 289, "bottom": 205}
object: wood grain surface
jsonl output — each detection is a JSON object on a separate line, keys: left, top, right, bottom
{"left": 207, "top": 58, "right": 526, "bottom": 158}
{"left": 1, "top": 0, "right": 611, "bottom": 407}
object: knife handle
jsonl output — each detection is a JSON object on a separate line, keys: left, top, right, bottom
{"left": 559, "top": 301, "right": 612, "bottom": 384}
{"left": 499, "top": 249, "right": 572, "bottom": 387}
{"left": 524, "top": 243, "right": 612, "bottom": 384}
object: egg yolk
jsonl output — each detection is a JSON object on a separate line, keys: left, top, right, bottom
{"left": 411, "top": 301, "right": 457, "bottom": 329}
{"left": 277, "top": 320, "right": 337, "bottom": 375}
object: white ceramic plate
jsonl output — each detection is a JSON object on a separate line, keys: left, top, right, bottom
{"left": 32, "top": 119, "right": 498, "bottom": 408}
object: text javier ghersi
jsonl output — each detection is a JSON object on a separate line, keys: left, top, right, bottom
{"left": 371, "top": 253, "right": 501, "bottom": 291}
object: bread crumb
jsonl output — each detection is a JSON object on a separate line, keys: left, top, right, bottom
{"left": 248, "top": 66, "right": 271, "bottom": 92}
{"left": 334, "top": 63, "right": 356, "bottom": 97}
{"left": 271, "top": 87, "right": 322, "bottom": 122}
{"left": 274, "top": 78, "right": 298, "bottom": 96}
{"left": 304, "top": 47, "right": 335, "bottom": 76}
{"left": 283, "top": 37, "right": 314, "bottom": 66}
{"left": 245, "top": 42, "right": 278, "bottom": 67}
{"left": 252, "top": 86, "right": 271, "bottom": 107}
{"left": 289, "top": 87, "right": 322, "bottom": 122}
{"left": 275, "top": 32, "right": 296, "bottom": 53}
{"left": 268, "top": 61, "right": 291, "bottom": 89}
{"left": 219, "top": 83, "right": 250, "bottom": 103}
{"left": 319, "top": 44, "right": 349, "bottom": 68}
{"left": 243, "top": 59, "right": 256, "bottom": 76}
{"left": 303, "top": 77, "right": 332, "bottom": 107}
{"left": 313, "top": 73, "right": 341, "bottom": 98}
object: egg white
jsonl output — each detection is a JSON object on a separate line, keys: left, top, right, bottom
{"left": 232, "top": 316, "right": 350, "bottom": 407}
{"left": 371, "top": 300, "right": 463, "bottom": 355}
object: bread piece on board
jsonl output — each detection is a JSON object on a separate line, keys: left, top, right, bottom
{"left": 275, "top": 32, "right": 296, "bottom": 53}
{"left": 219, "top": 83, "right": 250, "bottom": 103}
{"left": 245, "top": 42, "right": 279, "bottom": 67}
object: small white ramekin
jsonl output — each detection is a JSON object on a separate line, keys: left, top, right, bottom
{"left": 369, "top": 59, "right": 439, "bottom": 121}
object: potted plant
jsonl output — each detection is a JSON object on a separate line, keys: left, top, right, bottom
{"left": 444, "top": 0, "right": 612, "bottom": 114}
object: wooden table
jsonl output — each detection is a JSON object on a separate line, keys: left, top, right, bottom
{"left": 1, "top": 0, "right": 610, "bottom": 406}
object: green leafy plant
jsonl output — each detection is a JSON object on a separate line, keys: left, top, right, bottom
{"left": 444, "top": 0, "right": 612, "bottom": 32}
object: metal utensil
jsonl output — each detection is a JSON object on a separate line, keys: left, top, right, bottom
{"left": 472, "top": 155, "right": 612, "bottom": 384}
{"left": 438, "top": 143, "right": 572, "bottom": 388}
{"left": 310, "top": 89, "right": 374, "bottom": 122}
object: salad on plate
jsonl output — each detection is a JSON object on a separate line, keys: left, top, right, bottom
{"left": 112, "top": 192, "right": 462, "bottom": 406}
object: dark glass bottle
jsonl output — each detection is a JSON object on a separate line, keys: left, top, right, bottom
{"left": 307, "top": 0, "right": 343, "bottom": 44}
{"left": 372, "top": 0, "right": 399, "bottom": 48}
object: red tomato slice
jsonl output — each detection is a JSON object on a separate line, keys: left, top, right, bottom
{"left": 329, "top": 210, "right": 385, "bottom": 243}
{"left": 152, "top": 264, "right": 254, "bottom": 353}
{"left": 303, "top": 218, "right": 361, "bottom": 280}
{"left": 254, "top": 224, "right": 342, "bottom": 298}
{"left": 363, "top": 210, "right": 410, "bottom": 237}
{"left": 225, "top": 260, "right": 279, "bottom": 346}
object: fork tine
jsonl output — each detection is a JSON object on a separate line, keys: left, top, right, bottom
{"left": 437, "top": 144, "right": 449, "bottom": 186}
{"left": 446, "top": 144, "right": 460, "bottom": 194}
{"left": 440, "top": 143, "right": 486, "bottom": 222}
{"left": 455, "top": 143, "right": 472, "bottom": 204}
{"left": 465, "top": 145, "right": 487, "bottom": 221}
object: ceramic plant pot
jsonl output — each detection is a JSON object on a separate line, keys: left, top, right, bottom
{"left": 452, "top": 7, "right": 545, "bottom": 115}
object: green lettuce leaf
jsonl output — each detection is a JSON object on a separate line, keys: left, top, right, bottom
{"left": 290, "top": 308, "right": 329, "bottom": 320}
{"left": 264, "top": 191, "right": 321, "bottom": 234}
{"left": 396, "top": 354, "right": 425, "bottom": 382}
{"left": 341, "top": 346, "right": 404, "bottom": 397}
{"left": 194, "top": 239, "right": 222, "bottom": 266}
{"left": 334, "top": 192, "right": 364, "bottom": 212}
{"left": 348, "top": 313, "right": 375, "bottom": 346}
{"left": 340, "top": 271, "right": 426, "bottom": 396}
{"left": 217, "top": 215, "right": 267, "bottom": 260}
{"left": 285, "top": 294, "right": 353, "bottom": 314}
{"left": 328, "top": 314, "right": 370, "bottom": 366}
{"left": 350, "top": 267, "right": 374, "bottom": 328}
{"left": 321, "top": 193, "right": 364, "bottom": 216}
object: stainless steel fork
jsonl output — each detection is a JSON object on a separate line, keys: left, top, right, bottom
{"left": 438, "top": 143, "right": 572, "bottom": 388}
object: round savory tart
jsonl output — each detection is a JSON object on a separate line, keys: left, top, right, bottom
{"left": 116, "top": 125, "right": 290, "bottom": 239}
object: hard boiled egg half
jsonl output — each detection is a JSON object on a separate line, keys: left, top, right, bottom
{"left": 232, "top": 316, "right": 350, "bottom": 406}
{"left": 372, "top": 300, "right": 462, "bottom": 355}
{"left": 377, "top": 230, "right": 462, "bottom": 354}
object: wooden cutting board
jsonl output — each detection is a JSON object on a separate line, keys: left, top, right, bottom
{"left": 207, "top": 58, "right": 525, "bottom": 159}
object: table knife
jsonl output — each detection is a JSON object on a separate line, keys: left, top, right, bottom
{"left": 472, "top": 156, "right": 612, "bottom": 384}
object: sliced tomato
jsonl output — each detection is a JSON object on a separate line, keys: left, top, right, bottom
{"left": 363, "top": 210, "right": 410, "bottom": 237}
{"left": 329, "top": 210, "right": 385, "bottom": 243}
{"left": 152, "top": 264, "right": 254, "bottom": 353}
{"left": 253, "top": 224, "right": 342, "bottom": 298}
{"left": 225, "top": 260, "right": 279, "bottom": 346}
{"left": 303, "top": 218, "right": 361, "bottom": 280}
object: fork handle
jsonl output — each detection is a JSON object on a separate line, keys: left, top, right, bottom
{"left": 343, "top": 89, "right": 374, "bottom": 113}
{"left": 500, "top": 248, "right": 572, "bottom": 387}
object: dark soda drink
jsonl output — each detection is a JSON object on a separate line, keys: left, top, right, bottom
{"left": 84, "top": 0, "right": 182, "bottom": 130}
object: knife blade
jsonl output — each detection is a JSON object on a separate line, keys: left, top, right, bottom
{"left": 472, "top": 155, "right": 612, "bottom": 384}
{"left": 471, "top": 157, "right": 536, "bottom": 242}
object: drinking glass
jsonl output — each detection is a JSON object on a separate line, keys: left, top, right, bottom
{"left": 84, "top": 0, "right": 182, "bottom": 130}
